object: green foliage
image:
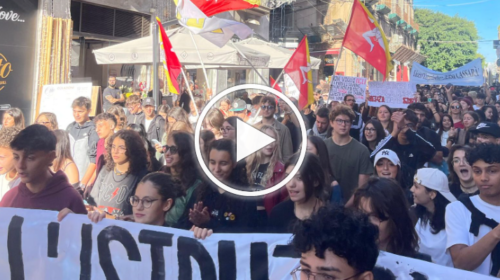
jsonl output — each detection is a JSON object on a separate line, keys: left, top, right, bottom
{"left": 414, "top": 9, "right": 480, "bottom": 72}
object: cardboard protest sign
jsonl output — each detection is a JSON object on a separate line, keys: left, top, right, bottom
{"left": 410, "top": 58, "right": 484, "bottom": 86}
{"left": 329, "top": 76, "right": 367, "bottom": 103}
{"left": 0, "top": 208, "right": 493, "bottom": 280}
{"left": 368, "top": 81, "right": 417, "bottom": 108}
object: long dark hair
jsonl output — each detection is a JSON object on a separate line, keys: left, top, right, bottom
{"left": 362, "top": 119, "right": 386, "bottom": 150}
{"left": 52, "top": 130, "right": 75, "bottom": 171}
{"left": 139, "top": 172, "right": 182, "bottom": 207}
{"left": 481, "top": 105, "right": 499, "bottom": 123}
{"left": 415, "top": 190, "right": 450, "bottom": 234}
{"left": 4, "top": 108, "right": 25, "bottom": 129}
{"left": 285, "top": 153, "right": 326, "bottom": 202}
{"left": 438, "top": 114, "right": 454, "bottom": 139}
{"left": 307, "top": 135, "right": 334, "bottom": 184}
{"left": 354, "top": 177, "right": 419, "bottom": 258}
{"left": 105, "top": 130, "right": 148, "bottom": 175}
{"left": 126, "top": 123, "right": 161, "bottom": 171}
{"left": 161, "top": 132, "right": 202, "bottom": 190}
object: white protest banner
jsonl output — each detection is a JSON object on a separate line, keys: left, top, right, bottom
{"left": 39, "top": 83, "right": 92, "bottom": 129}
{"left": 0, "top": 208, "right": 494, "bottom": 280}
{"left": 410, "top": 59, "right": 484, "bottom": 86}
{"left": 368, "top": 81, "right": 417, "bottom": 109}
{"left": 329, "top": 76, "right": 367, "bottom": 103}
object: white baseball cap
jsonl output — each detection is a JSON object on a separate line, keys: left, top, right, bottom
{"left": 414, "top": 168, "right": 457, "bottom": 203}
{"left": 374, "top": 149, "right": 400, "bottom": 167}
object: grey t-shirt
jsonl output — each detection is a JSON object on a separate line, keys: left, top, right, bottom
{"left": 324, "top": 137, "right": 373, "bottom": 202}
{"left": 103, "top": 87, "right": 122, "bottom": 111}
{"left": 89, "top": 168, "right": 145, "bottom": 216}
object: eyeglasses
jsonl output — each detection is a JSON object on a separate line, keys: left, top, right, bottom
{"left": 220, "top": 127, "right": 234, "bottom": 133}
{"left": 162, "top": 145, "right": 178, "bottom": 154}
{"left": 346, "top": 99, "right": 355, "bottom": 102}
{"left": 335, "top": 119, "right": 351, "bottom": 125}
{"left": 261, "top": 105, "right": 275, "bottom": 111}
{"left": 451, "top": 105, "right": 461, "bottom": 109}
{"left": 37, "top": 121, "right": 51, "bottom": 125}
{"left": 452, "top": 158, "right": 468, "bottom": 165}
{"left": 364, "top": 128, "right": 376, "bottom": 132}
{"left": 111, "top": 145, "right": 127, "bottom": 153}
{"left": 129, "top": 196, "right": 159, "bottom": 209}
{"left": 290, "top": 266, "right": 361, "bottom": 280}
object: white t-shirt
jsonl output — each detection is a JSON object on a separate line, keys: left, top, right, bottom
{"left": 0, "top": 174, "right": 20, "bottom": 201}
{"left": 415, "top": 219, "right": 454, "bottom": 267}
{"left": 145, "top": 118, "right": 153, "bottom": 131}
{"left": 446, "top": 195, "right": 500, "bottom": 275}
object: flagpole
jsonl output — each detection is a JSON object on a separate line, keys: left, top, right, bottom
{"left": 188, "top": 30, "right": 211, "bottom": 97}
{"left": 271, "top": 70, "right": 284, "bottom": 88}
{"left": 180, "top": 68, "right": 200, "bottom": 116}
{"left": 230, "top": 41, "right": 269, "bottom": 86}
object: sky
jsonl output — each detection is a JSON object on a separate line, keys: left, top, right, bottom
{"left": 413, "top": 0, "right": 500, "bottom": 63}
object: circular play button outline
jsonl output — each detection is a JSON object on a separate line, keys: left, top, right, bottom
{"left": 194, "top": 84, "right": 307, "bottom": 197}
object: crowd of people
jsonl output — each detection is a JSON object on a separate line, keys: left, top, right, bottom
{"left": 1, "top": 77, "right": 500, "bottom": 278}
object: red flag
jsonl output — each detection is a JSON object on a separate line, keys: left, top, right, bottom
{"left": 342, "top": 0, "right": 393, "bottom": 80}
{"left": 270, "top": 76, "right": 281, "bottom": 93}
{"left": 190, "top": 0, "right": 260, "bottom": 17}
{"left": 157, "top": 17, "right": 181, "bottom": 94}
{"left": 284, "top": 36, "right": 314, "bottom": 110}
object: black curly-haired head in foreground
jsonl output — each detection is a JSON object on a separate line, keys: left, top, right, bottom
{"left": 291, "top": 205, "right": 379, "bottom": 277}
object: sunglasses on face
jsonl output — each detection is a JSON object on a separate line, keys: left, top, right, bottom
{"left": 261, "top": 105, "right": 275, "bottom": 111}
{"left": 451, "top": 105, "right": 461, "bottom": 109}
{"left": 162, "top": 145, "right": 178, "bottom": 154}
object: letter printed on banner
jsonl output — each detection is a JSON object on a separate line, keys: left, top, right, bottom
{"left": 410, "top": 59, "right": 484, "bottom": 86}
{"left": 368, "top": 81, "right": 417, "bottom": 109}
{"left": 0, "top": 208, "right": 495, "bottom": 280}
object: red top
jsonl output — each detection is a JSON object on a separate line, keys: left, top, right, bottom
{"left": 454, "top": 121, "right": 465, "bottom": 129}
{"left": 263, "top": 161, "right": 287, "bottom": 215}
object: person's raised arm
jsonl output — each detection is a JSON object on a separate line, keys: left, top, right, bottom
{"left": 445, "top": 85, "right": 454, "bottom": 106}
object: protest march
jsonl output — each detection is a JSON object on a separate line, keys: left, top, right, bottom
{"left": 1, "top": 0, "right": 500, "bottom": 279}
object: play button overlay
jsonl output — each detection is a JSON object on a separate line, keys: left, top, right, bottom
{"left": 236, "top": 119, "right": 275, "bottom": 162}
{"left": 194, "top": 84, "right": 307, "bottom": 197}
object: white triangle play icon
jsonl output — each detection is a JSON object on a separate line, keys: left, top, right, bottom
{"left": 236, "top": 119, "right": 276, "bottom": 162}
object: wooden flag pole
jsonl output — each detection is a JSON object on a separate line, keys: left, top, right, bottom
{"left": 180, "top": 68, "right": 199, "bottom": 116}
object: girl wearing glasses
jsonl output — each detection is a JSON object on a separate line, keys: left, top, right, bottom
{"left": 220, "top": 116, "right": 239, "bottom": 140}
{"left": 353, "top": 177, "right": 427, "bottom": 261}
{"left": 268, "top": 153, "right": 327, "bottom": 233}
{"left": 361, "top": 119, "right": 387, "bottom": 155}
{"left": 35, "top": 112, "right": 59, "bottom": 131}
{"left": 88, "top": 130, "right": 149, "bottom": 217}
{"left": 447, "top": 145, "right": 478, "bottom": 200}
{"left": 59, "top": 173, "right": 182, "bottom": 227}
{"left": 160, "top": 132, "right": 203, "bottom": 227}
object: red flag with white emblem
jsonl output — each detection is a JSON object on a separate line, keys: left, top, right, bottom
{"left": 283, "top": 36, "right": 314, "bottom": 109}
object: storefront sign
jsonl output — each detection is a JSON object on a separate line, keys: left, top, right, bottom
{"left": 0, "top": 0, "right": 39, "bottom": 121}
{"left": 410, "top": 59, "right": 484, "bottom": 86}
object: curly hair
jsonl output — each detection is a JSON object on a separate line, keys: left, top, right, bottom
{"left": 329, "top": 105, "right": 355, "bottom": 122}
{"left": 353, "top": 176, "right": 419, "bottom": 258}
{"left": 467, "top": 143, "right": 500, "bottom": 165}
{"left": 292, "top": 205, "right": 379, "bottom": 274}
{"left": 0, "top": 127, "right": 22, "bottom": 148}
{"left": 105, "top": 130, "right": 148, "bottom": 175}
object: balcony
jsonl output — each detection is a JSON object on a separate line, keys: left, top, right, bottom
{"left": 376, "top": 4, "right": 391, "bottom": 15}
{"left": 388, "top": 13, "right": 400, "bottom": 23}
{"left": 397, "top": 20, "right": 407, "bottom": 28}
{"left": 364, "top": 0, "right": 379, "bottom": 6}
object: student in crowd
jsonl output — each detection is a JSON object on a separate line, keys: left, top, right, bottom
{"left": 246, "top": 125, "right": 286, "bottom": 215}
{"left": 438, "top": 114, "right": 453, "bottom": 148}
{"left": 447, "top": 145, "right": 478, "bottom": 199}
{"left": 140, "top": 97, "right": 166, "bottom": 144}
{"left": 290, "top": 205, "right": 379, "bottom": 280}
{"left": 154, "top": 107, "right": 191, "bottom": 155}
{"left": 482, "top": 105, "right": 499, "bottom": 124}
{"left": 354, "top": 177, "right": 424, "bottom": 260}
{"left": 248, "top": 95, "right": 263, "bottom": 124}
{"left": 178, "top": 84, "right": 193, "bottom": 114}
{"left": 268, "top": 153, "right": 326, "bottom": 233}
{"left": 449, "top": 100, "right": 465, "bottom": 129}
{"left": 462, "top": 111, "right": 480, "bottom": 144}
{"left": 0, "top": 125, "right": 86, "bottom": 213}
{"left": 258, "top": 96, "right": 293, "bottom": 161}
{"left": 161, "top": 132, "right": 204, "bottom": 227}
{"left": 102, "top": 75, "right": 125, "bottom": 112}
{"left": 324, "top": 105, "right": 373, "bottom": 203}
{"left": 186, "top": 139, "right": 258, "bottom": 233}
{"left": 188, "top": 97, "right": 204, "bottom": 126}
{"left": 126, "top": 95, "right": 144, "bottom": 125}
{"left": 204, "top": 108, "right": 224, "bottom": 140}
{"left": 59, "top": 172, "right": 181, "bottom": 227}
{"left": 107, "top": 105, "right": 127, "bottom": 132}
{"left": 219, "top": 98, "right": 231, "bottom": 117}
{"left": 407, "top": 102, "right": 442, "bottom": 151}
{"left": 411, "top": 168, "right": 457, "bottom": 267}
{"left": 373, "top": 149, "right": 411, "bottom": 203}
{"left": 2, "top": 107, "right": 25, "bottom": 129}
{"left": 376, "top": 105, "right": 393, "bottom": 133}
{"left": 126, "top": 124, "right": 161, "bottom": 172}
{"left": 446, "top": 144, "right": 500, "bottom": 276}
{"left": 362, "top": 119, "right": 388, "bottom": 155}
{"left": 35, "top": 112, "right": 58, "bottom": 130}
{"left": 228, "top": 99, "right": 249, "bottom": 122}
{"left": 306, "top": 107, "right": 330, "bottom": 140}
{"left": 51, "top": 130, "right": 79, "bottom": 188}
{"left": 307, "top": 136, "right": 335, "bottom": 185}
{"left": 66, "top": 97, "right": 99, "bottom": 187}
{"left": 0, "top": 127, "right": 21, "bottom": 200}
{"left": 343, "top": 94, "right": 363, "bottom": 141}
{"left": 93, "top": 113, "right": 117, "bottom": 176}
{"left": 89, "top": 130, "right": 148, "bottom": 217}
{"left": 157, "top": 104, "right": 170, "bottom": 121}
{"left": 471, "top": 122, "right": 500, "bottom": 145}
{"left": 474, "top": 92, "right": 486, "bottom": 110}
{"left": 460, "top": 97, "right": 474, "bottom": 112}
{"left": 221, "top": 116, "right": 239, "bottom": 140}
{"left": 371, "top": 110, "right": 436, "bottom": 190}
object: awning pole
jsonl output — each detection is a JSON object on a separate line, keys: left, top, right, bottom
{"left": 230, "top": 41, "right": 269, "bottom": 86}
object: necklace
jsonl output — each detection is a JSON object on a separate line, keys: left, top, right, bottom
{"left": 114, "top": 167, "right": 127, "bottom": 176}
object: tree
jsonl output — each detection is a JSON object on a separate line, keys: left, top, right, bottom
{"left": 415, "top": 9, "right": 480, "bottom": 72}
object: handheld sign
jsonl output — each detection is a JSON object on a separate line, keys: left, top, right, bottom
{"left": 329, "top": 76, "right": 367, "bottom": 103}
{"left": 368, "top": 81, "right": 417, "bottom": 108}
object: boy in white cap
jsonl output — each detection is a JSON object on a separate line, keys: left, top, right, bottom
{"left": 411, "top": 168, "right": 457, "bottom": 267}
